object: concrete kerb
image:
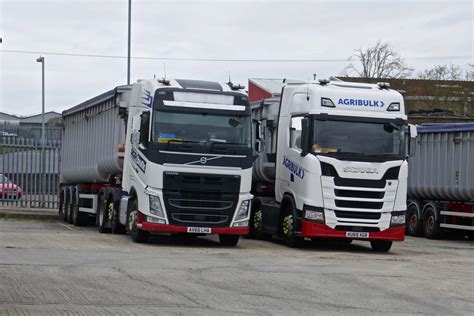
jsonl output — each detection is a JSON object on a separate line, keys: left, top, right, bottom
{"left": 0, "top": 207, "right": 60, "bottom": 221}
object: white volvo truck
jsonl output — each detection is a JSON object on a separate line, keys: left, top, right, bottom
{"left": 59, "top": 78, "right": 253, "bottom": 246}
{"left": 251, "top": 79, "right": 416, "bottom": 251}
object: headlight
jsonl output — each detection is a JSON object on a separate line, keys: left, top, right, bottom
{"left": 391, "top": 214, "right": 405, "bottom": 225}
{"left": 234, "top": 199, "right": 251, "bottom": 222}
{"left": 149, "top": 194, "right": 165, "bottom": 218}
{"left": 304, "top": 209, "right": 324, "bottom": 223}
{"left": 146, "top": 216, "right": 166, "bottom": 224}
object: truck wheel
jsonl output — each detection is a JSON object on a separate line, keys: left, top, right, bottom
{"left": 129, "top": 200, "right": 149, "bottom": 243}
{"left": 97, "top": 196, "right": 111, "bottom": 234}
{"left": 423, "top": 207, "right": 440, "bottom": 239}
{"left": 248, "top": 204, "right": 271, "bottom": 240}
{"left": 110, "top": 200, "right": 126, "bottom": 234}
{"left": 219, "top": 234, "right": 240, "bottom": 246}
{"left": 370, "top": 240, "right": 392, "bottom": 252}
{"left": 406, "top": 205, "right": 422, "bottom": 236}
{"left": 281, "top": 201, "right": 304, "bottom": 248}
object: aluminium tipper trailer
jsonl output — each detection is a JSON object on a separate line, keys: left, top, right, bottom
{"left": 60, "top": 78, "right": 254, "bottom": 246}
{"left": 250, "top": 79, "right": 417, "bottom": 252}
{"left": 407, "top": 123, "right": 474, "bottom": 238}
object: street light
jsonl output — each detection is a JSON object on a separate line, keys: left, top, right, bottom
{"left": 36, "top": 56, "right": 46, "bottom": 207}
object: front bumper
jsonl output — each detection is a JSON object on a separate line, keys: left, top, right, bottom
{"left": 300, "top": 220, "right": 405, "bottom": 241}
{"left": 137, "top": 212, "right": 249, "bottom": 235}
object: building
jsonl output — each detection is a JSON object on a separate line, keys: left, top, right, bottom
{"left": 0, "top": 111, "right": 62, "bottom": 140}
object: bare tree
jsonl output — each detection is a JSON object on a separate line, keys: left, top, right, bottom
{"left": 465, "top": 64, "right": 473, "bottom": 81}
{"left": 417, "top": 63, "right": 463, "bottom": 80}
{"left": 343, "top": 41, "right": 413, "bottom": 79}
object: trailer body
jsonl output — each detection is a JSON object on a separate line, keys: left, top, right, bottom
{"left": 406, "top": 123, "right": 474, "bottom": 238}
{"left": 59, "top": 79, "right": 253, "bottom": 245}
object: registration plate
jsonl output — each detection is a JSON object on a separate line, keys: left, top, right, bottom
{"left": 346, "top": 232, "right": 369, "bottom": 239}
{"left": 187, "top": 227, "right": 211, "bottom": 234}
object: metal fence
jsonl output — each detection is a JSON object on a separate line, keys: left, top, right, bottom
{"left": 0, "top": 134, "right": 61, "bottom": 209}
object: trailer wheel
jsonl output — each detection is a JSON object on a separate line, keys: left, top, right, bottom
{"left": 281, "top": 200, "right": 304, "bottom": 248}
{"left": 110, "top": 199, "right": 126, "bottom": 234}
{"left": 72, "top": 195, "right": 88, "bottom": 227}
{"left": 129, "top": 200, "right": 149, "bottom": 243}
{"left": 97, "top": 196, "right": 111, "bottom": 234}
{"left": 66, "top": 193, "right": 74, "bottom": 224}
{"left": 423, "top": 207, "right": 440, "bottom": 239}
{"left": 219, "top": 234, "right": 240, "bottom": 246}
{"left": 370, "top": 240, "right": 392, "bottom": 252}
{"left": 58, "top": 191, "right": 64, "bottom": 216}
{"left": 62, "top": 191, "right": 70, "bottom": 222}
{"left": 406, "top": 204, "right": 422, "bottom": 236}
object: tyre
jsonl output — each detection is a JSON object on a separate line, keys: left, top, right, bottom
{"left": 72, "top": 195, "right": 88, "bottom": 227}
{"left": 423, "top": 207, "right": 440, "bottom": 239}
{"left": 247, "top": 203, "right": 272, "bottom": 240}
{"left": 58, "top": 192, "right": 64, "bottom": 217}
{"left": 97, "top": 195, "right": 111, "bottom": 234}
{"left": 109, "top": 199, "right": 126, "bottom": 234}
{"left": 66, "top": 193, "right": 74, "bottom": 224}
{"left": 406, "top": 204, "right": 422, "bottom": 236}
{"left": 281, "top": 199, "right": 304, "bottom": 248}
{"left": 62, "top": 192, "right": 70, "bottom": 222}
{"left": 129, "top": 200, "right": 149, "bottom": 243}
{"left": 370, "top": 240, "right": 393, "bottom": 252}
{"left": 219, "top": 234, "right": 240, "bottom": 246}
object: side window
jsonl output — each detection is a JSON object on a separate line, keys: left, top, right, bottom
{"left": 139, "top": 111, "right": 150, "bottom": 147}
{"left": 290, "top": 116, "right": 303, "bottom": 150}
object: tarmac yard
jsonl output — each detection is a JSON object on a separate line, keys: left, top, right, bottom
{"left": 0, "top": 217, "right": 473, "bottom": 315}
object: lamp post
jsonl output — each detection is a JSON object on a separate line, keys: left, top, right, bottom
{"left": 36, "top": 56, "right": 45, "bottom": 207}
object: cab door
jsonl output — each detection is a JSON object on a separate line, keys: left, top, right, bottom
{"left": 282, "top": 116, "right": 307, "bottom": 199}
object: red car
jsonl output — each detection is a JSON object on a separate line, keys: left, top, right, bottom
{"left": 0, "top": 174, "right": 22, "bottom": 199}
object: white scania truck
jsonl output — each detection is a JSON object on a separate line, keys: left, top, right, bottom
{"left": 59, "top": 78, "right": 253, "bottom": 246}
{"left": 250, "top": 79, "right": 416, "bottom": 252}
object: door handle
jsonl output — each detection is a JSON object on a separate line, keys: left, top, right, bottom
{"left": 290, "top": 174, "right": 295, "bottom": 182}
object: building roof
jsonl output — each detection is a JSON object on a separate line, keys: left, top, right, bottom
{"left": 19, "top": 111, "right": 61, "bottom": 123}
{"left": 0, "top": 111, "right": 61, "bottom": 123}
{"left": 0, "top": 112, "right": 20, "bottom": 121}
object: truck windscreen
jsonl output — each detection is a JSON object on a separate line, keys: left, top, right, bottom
{"left": 312, "top": 119, "right": 405, "bottom": 157}
{"left": 152, "top": 110, "right": 252, "bottom": 148}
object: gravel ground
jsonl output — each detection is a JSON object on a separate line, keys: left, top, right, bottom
{"left": 0, "top": 218, "right": 473, "bottom": 315}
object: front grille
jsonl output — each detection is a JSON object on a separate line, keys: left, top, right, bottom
{"left": 335, "top": 200, "right": 383, "bottom": 209}
{"left": 334, "top": 177, "right": 386, "bottom": 188}
{"left": 335, "top": 189, "right": 384, "bottom": 199}
{"left": 335, "top": 226, "right": 380, "bottom": 232}
{"left": 171, "top": 213, "right": 228, "bottom": 224}
{"left": 334, "top": 210, "right": 381, "bottom": 220}
{"left": 169, "top": 199, "right": 233, "bottom": 210}
{"left": 163, "top": 172, "right": 240, "bottom": 227}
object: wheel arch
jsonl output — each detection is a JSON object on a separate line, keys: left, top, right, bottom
{"left": 422, "top": 201, "right": 439, "bottom": 221}
{"left": 407, "top": 200, "right": 422, "bottom": 219}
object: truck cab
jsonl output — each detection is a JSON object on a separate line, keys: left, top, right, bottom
{"left": 121, "top": 79, "right": 253, "bottom": 245}
{"left": 251, "top": 80, "right": 415, "bottom": 251}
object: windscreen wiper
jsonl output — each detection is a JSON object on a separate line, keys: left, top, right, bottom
{"left": 166, "top": 139, "right": 199, "bottom": 150}
{"left": 211, "top": 142, "right": 245, "bottom": 154}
